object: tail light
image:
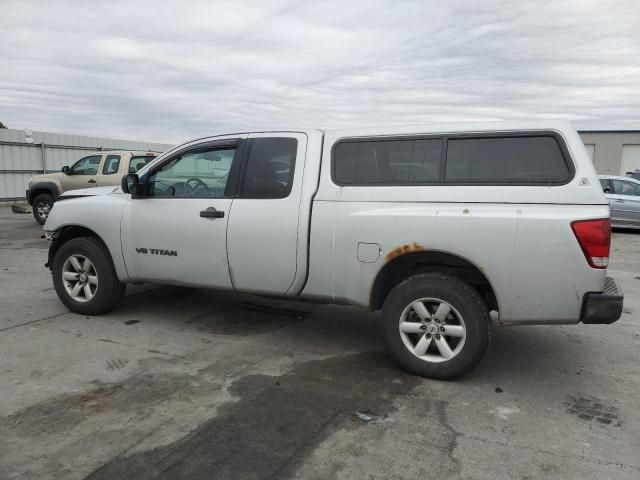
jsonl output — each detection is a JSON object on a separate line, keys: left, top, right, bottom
{"left": 571, "top": 218, "right": 611, "bottom": 268}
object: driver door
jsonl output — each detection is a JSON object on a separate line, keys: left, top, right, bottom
{"left": 121, "top": 136, "right": 246, "bottom": 288}
{"left": 61, "top": 154, "right": 104, "bottom": 191}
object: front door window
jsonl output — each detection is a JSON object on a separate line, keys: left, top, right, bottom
{"left": 147, "top": 148, "right": 236, "bottom": 198}
{"left": 70, "top": 155, "right": 102, "bottom": 175}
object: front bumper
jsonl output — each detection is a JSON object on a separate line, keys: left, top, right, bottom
{"left": 581, "top": 277, "right": 623, "bottom": 324}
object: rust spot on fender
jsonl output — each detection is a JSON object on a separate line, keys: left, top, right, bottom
{"left": 385, "top": 242, "right": 425, "bottom": 262}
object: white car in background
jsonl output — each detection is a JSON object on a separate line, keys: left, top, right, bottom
{"left": 599, "top": 175, "right": 640, "bottom": 228}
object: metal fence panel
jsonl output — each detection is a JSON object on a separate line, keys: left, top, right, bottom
{"left": 1, "top": 173, "right": 32, "bottom": 200}
{"left": 0, "top": 143, "right": 42, "bottom": 171}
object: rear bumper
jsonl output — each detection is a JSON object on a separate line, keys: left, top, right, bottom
{"left": 581, "top": 277, "right": 623, "bottom": 324}
{"left": 26, "top": 189, "right": 32, "bottom": 205}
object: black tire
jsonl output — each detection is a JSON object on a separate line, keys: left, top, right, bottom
{"left": 52, "top": 237, "right": 125, "bottom": 315}
{"left": 32, "top": 193, "right": 54, "bottom": 225}
{"left": 381, "top": 272, "right": 491, "bottom": 380}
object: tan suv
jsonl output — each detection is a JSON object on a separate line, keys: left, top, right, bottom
{"left": 26, "top": 150, "right": 158, "bottom": 224}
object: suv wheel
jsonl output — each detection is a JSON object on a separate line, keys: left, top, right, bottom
{"left": 52, "top": 237, "right": 125, "bottom": 315}
{"left": 381, "top": 273, "right": 491, "bottom": 380}
{"left": 32, "top": 193, "right": 54, "bottom": 225}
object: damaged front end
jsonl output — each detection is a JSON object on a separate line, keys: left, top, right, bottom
{"left": 42, "top": 229, "right": 60, "bottom": 270}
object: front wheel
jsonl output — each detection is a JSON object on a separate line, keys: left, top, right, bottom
{"left": 52, "top": 237, "right": 125, "bottom": 315}
{"left": 381, "top": 273, "right": 491, "bottom": 380}
{"left": 32, "top": 193, "right": 54, "bottom": 225}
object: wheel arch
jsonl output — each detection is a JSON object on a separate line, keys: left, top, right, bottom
{"left": 370, "top": 250, "right": 499, "bottom": 313}
{"left": 28, "top": 181, "right": 61, "bottom": 204}
{"left": 47, "top": 225, "right": 109, "bottom": 270}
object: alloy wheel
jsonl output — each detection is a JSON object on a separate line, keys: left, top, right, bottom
{"left": 61, "top": 254, "right": 98, "bottom": 302}
{"left": 37, "top": 201, "right": 51, "bottom": 221}
{"left": 398, "top": 297, "right": 467, "bottom": 363}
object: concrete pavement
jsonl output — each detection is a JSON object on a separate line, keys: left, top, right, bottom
{"left": 0, "top": 209, "right": 639, "bottom": 479}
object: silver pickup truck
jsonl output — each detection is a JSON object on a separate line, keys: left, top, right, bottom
{"left": 42, "top": 122, "right": 623, "bottom": 379}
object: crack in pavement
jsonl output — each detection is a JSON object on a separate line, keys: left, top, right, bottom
{"left": 0, "top": 312, "right": 68, "bottom": 333}
{"left": 463, "top": 433, "right": 640, "bottom": 473}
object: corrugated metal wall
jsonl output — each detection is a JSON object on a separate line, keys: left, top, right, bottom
{"left": 0, "top": 129, "right": 173, "bottom": 200}
{"left": 578, "top": 131, "right": 640, "bottom": 175}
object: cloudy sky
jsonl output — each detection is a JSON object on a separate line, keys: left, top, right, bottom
{"left": 1, "top": 0, "right": 639, "bottom": 144}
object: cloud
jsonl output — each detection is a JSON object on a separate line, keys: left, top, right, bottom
{"left": 1, "top": 0, "right": 639, "bottom": 144}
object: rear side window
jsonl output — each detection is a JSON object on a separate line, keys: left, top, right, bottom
{"left": 241, "top": 138, "right": 297, "bottom": 199}
{"left": 334, "top": 139, "right": 442, "bottom": 185}
{"left": 102, "top": 155, "right": 121, "bottom": 175}
{"left": 445, "top": 136, "right": 570, "bottom": 183}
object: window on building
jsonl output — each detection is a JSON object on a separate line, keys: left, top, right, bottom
{"left": 584, "top": 144, "right": 595, "bottom": 162}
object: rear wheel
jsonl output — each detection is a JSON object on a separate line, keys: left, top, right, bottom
{"left": 32, "top": 193, "right": 54, "bottom": 225}
{"left": 52, "top": 237, "right": 125, "bottom": 315}
{"left": 381, "top": 273, "right": 491, "bottom": 380}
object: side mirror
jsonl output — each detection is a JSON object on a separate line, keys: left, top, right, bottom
{"left": 61, "top": 166, "right": 70, "bottom": 175}
{"left": 121, "top": 173, "right": 140, "bottom": 197}
{"left": 603, "top": 186, "right": 611, "bottom": 193}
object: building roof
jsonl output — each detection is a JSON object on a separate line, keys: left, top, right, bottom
{"left": 575, "top": 122, "right": 640, "bottom": 133}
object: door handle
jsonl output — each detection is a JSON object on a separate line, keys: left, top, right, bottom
{"left": 614, "top": 199, "right": 625, "bottom": 203}
{"left": 88, "top": 179, "right": 96, "bottom": 184}
{"left": 200, "top": 207, "right": 225, "bottom": 219}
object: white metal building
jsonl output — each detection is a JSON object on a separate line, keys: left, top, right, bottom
{"left": 577, "top": 125, "right": 640, "bottom": 176}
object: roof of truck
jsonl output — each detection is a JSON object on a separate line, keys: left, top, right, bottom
{"left": 204, "top": 121, "right": 577, "bottom": 140}
{"left": 321, "top": 120, "right": 576, "bottom": 137}
{"left": 574, "top": 122, "right": 640, "bottom": 133}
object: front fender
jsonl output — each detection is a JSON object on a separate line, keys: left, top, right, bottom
{"left": 45, "top": 194, "right": 129, "bottom": 281}
{"left": 27, "top": 180, "right": 63, "bottom": 203}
